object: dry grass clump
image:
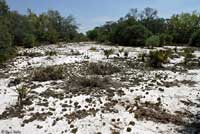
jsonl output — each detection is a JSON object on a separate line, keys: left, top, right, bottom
{"left": 88, "top": 62, "right": 120, "bottom": 75}
{"left": 134, "top": 102, "right": 185, "bottom": 125}
{"left": 45, "top": 50, "right": 57, "bottom": 56}
{"left": 32, "top": 65, "right": 65, "bottom": 82}
{"left": 68, "top": 75, "right": 110, "bottom": 88}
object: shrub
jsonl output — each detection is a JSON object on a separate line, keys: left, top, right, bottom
{"left": 124, "top": 51, "right": 129, "bottom": 58}
{"left": 88, "top": 62, "right": 120, "bottom": 75}
{"left": 103, "top": 49, "right": 114, "bottom": 59}
{"left": 69, "top": 75, "right": 110, "bottom": 88}
{"left": 23, "top": 34, "right": 36, "bottom": 48}
{"left": 159, "top": 34, "right": 173, "bottom": 46}
{"left": 145, "top": 35, "right": 160, "bottom": 48}
{"left": 89, "top": 47, "right": 97, "bottom": 51}
{"left": 149, "top": 50, "right": 169, "bottom": 68}
{"left": 19, "top": 51, "right": 43, "bottom": 57}
{"left": 113, "top": 24, "right": 152, "bottom": 46}
{"left": 32, "top": 66, "right": 65, "bottom": 81}
{"left": 15, "top": 86, "right": 31, "bottom": 106}
{"left": 45, "top": 51, "right": 57, "bottom": 56}
{"left": 189, "top": 30, "right": 200, "bottom": 47}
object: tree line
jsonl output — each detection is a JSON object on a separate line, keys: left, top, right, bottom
{"left": 0, "top": 0, "right": 87, "bottom": 63}
{"left": 86, "top": 8, "right": 200, "bottom": 47}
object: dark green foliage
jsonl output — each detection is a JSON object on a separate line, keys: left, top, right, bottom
{"left": 0, "top": 22, "right": 15, "bottom": 64}
{"left": 159, "top": 34, "right": 173, "bottom": 46}
{"left": 23, "top": 34, "right": 36, "bottom": 48}
{"left": 189, "top": 30, "right": 200, "bottom": 47}
{"left": 116, "top": 24, "right": 152, "bottom": 46}
{"left": 145, "top": 35, "right": 160, "bottom": 48}
{"left": 0, "top": 1, "right": 87, "bottom": 64}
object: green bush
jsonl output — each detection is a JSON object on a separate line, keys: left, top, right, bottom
{"left": 23, "top": 34, "right": 36, "bottom": 48}
{"left": 115, "top": 24, "right": 152, "bottom": 46}
{"left": 149, "top": 50, "right": 169, "bottom": 68}
{"left": 0, "top": 24, "right": 15, "bottom": 64}
{"left": 189, "top": 30, "right": 200, "bottom": 47}
{"left": 145, "top": 35, "right": 160, "bottom": 48}
{"left": 15, "top": 85, "right": 31, "bottom": 106}
{"left": 159, "top": 34, "right": 173, "bottom": 46}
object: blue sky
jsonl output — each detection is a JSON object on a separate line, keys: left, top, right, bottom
{"left": 6, "top": 0, "right": 200, "bottom": 33}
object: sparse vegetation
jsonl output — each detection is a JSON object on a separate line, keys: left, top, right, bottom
{"left": 15, "top": 86, "right": 31, "bottom": 106}
{"left": 32, "top": 65, "right": 65, "bottom": 81}
{"left": 103, "top": 49, "right": 114, "bottom": 59}
{"left": 148, "top": 50, "right": 169, "bottom": 68}
{"left": 88, "top": 62, "right": 120, "bottom": 75}
{"left": 45, "top": 51, "right": 57, "bottom": 56}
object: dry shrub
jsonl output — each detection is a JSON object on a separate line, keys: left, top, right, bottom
{"left": 88, "top": 62, "right": 120, "bottom": 75}
{"left": 32, "top": 65, "right": 65, "bottom": 82}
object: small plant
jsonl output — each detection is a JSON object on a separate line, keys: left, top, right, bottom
{"left": 45, "top": 51, "right": 57, "bottom": 56}
{"left": 88, "top": 62, "right": 120, "bottom": 75}
{"left": 149, "top": 50, "right": 169, "bottom": 68}
{"left": 71, "top": 49, "right": 81, "bottom": 55}
{"left": 138, "top": 53, "right": 146, "bottom": 62}
{"left": 124, "top": 51, "right": 129, "bottom": 58}
{"left": 119, "top": 48, "right": 124, "bottom": 54}
{"left": 89, "top": 47, "right": 97, "bottom": 51}
{"left": 103, "top": 49, "right": 114, "bottom": 59}
{"left": 15, "top": 86, "right": 31, "bottom": 106}
{"left": 32, "top": 65, "right": 65, "bottom": 81}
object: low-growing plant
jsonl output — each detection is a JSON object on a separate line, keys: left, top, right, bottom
{"left": 45, "top": 51, "right": 57, "bottom": 56}
{"left": 119, "top": 48, "right": 124, "bottom": 53}
{"left": 124, "top": 51, "right": 129, "bottom": 58}
{"left": 88, "top": 62, "right": 120, "bottom": 75}
{"left": 15, "top": 86, "right": 31, "bottom": 106}
{"left": 19, "top": 51, "right": 43, "bottom": 57}
{"left": 32, "top": 66, "right": 65, "bottom": 81}
{"left": 103, "top": 49, "right": 114, "bottom": 59}
{"left": 89, "top": 47, "right": 97, "bottom": 51}
{"left": 138, "top": 53, "right": 146, "bottom": 62}
{"left": 71, "top": 49, "right": 81, "bottom": 55}
{"left": 69, "top": 75, "right": 110, "bottom": 88}
{"left": 149, "top": 50, "right": 169, "bottom": 68}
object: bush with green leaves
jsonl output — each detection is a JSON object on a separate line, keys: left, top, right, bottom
{"left": 149, "top": 50, "right": 169, "bottom": 68}
{"left": 145, "top": 35, "right": 160, "bottom": 48}
{"left": 22, "top": 34, "right": 36, "bottom": 48}
{"left": 189, "top": 30, "right": 200, "bottom": 47}
{"left": 159, "top": 34, "right": 173, "bottom": 46}
{"left": 103, "top": 49, "right": 114, "bottom": 59}
{"left": 15, "top": 86, "right": 31, "bottom": 106}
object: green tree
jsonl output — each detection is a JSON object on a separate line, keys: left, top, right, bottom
{"left": 168, "top": 12, "right": 200, "bottom": 44}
